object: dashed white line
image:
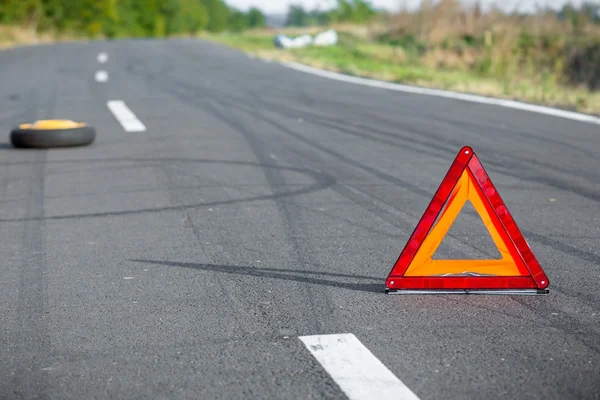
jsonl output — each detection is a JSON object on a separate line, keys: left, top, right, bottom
{"left": 283, "top": 61, "right": 600, "bottom": 125}
{"left": 95, "top": 70, "right": 108, "bottom": 82}
{"left": 299, "top": 333, "right": 421, "bottom": 400}
{"left": 107, "top": 100, "right": 146, "bottom": 132}
{"left": 97, "top": 52, "right": 108, "bottom": 63}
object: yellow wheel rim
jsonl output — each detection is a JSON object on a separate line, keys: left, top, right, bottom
{"left": 18, "top": 119, "right": 86, "bottom": 130}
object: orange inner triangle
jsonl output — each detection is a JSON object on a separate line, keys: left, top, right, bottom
{"left": 404, "top": 169, "right": 526, "bottom": 277}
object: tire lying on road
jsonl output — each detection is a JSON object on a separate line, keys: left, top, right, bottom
{"left": 10, "top": 119, "right": 96, "bottom": 148}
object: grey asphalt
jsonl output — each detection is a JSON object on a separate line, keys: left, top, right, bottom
{"left": 0, "top": 38, "right": 599, "bottom": 400}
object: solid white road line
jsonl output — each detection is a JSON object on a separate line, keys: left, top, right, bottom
{"left": 299, "top": 333, "right": 420, "bottom": 400}
{"left": 95, "top": 70, "right": 108, "bottom": 82}
{"left": 107, "top": 100, "right": 146, "bottom": 132}
{"left": 97, "top": 52, "right": 109, "bottom": 63}
{"left": 283, "top": 61, "right": 600, "bottom": 125}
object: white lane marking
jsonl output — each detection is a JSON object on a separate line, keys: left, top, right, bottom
{"left": 97, "top": 52, "right": 108, "bottom": 63}
{"left": 283, "top": 62, "right": 600, "bottom": 125}
{"left": 107, "top": 100, "right": 146, "bottom": 132}
{"left": 95, "top": 70, "right": 108, "bottom": 82}
{"left": 299, "top": 333, "right": 420, "bottom": 400}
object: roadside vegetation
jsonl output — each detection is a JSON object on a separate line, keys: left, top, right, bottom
{"left": 209, "top": 0, "right": 600, "bottom": 115}
{"left": 0, "top": 0, "right": 266, "bottom": 46}
{"left": 1, "top": 0, "right": 600, "bottom": 114}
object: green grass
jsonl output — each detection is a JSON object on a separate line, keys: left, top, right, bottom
{"left": 205, "top": 30, "right": 600, "bottom": 115}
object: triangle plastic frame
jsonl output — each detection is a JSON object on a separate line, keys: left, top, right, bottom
{"left": 385, "top": 146, "right": 549, "bottom": 295}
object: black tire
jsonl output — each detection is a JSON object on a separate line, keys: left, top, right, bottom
{"left": 10, "top": 126, "right": 96, "bottom": 148}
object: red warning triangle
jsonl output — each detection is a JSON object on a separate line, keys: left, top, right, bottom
{"left": 385, "top": 146, "right": 549, "bottom": 295}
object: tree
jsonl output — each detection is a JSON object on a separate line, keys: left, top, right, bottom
{"left": 246, "top": 7, "right": 266, "bottom": 28}
{"left": 353, "top": 0, "right": 376, "bottom": 23}
{"left": 579, "top": 1, "right": 600, "bottom": 24}
{"left": 333, "top": 0, "right": 376, "bottom": 23}
{"left": 286, "top": 5, "right": 309, "bottom": 27}
{"left": 308, "top": 9, "right": 332, "bottom": 26}
{"left": 202, "top": 0, "right": 230, "bottom": 32}
{"left": 100, "top": 0, "right": 119, "bottom": 38}
{"left": 178, "top": 0, "right": 208, "bottom": 34}
{"left": 0, "top": 0, "right": 264, "bottom": 37}
{"left": 228, "top": 8, "right": 247, "bottom": 32}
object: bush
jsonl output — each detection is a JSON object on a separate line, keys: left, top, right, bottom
{"left": 565, "top": 42, "right": 600, "bottom": 90}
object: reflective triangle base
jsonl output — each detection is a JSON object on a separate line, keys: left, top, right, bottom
{"left": 385, "top": 288, "right": 549, "bottom": 295}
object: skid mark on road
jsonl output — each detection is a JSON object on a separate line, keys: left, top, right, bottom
{"left": 0, "top": 159, "right": 335, "bottom": 222}
{"left": 10, "top": 151, "right": 50, "bottom": 398}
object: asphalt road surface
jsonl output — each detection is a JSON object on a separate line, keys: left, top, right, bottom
{"left": 1, "top": 39, "right": 599, "bottom": 400}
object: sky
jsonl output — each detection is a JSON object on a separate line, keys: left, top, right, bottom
{"left": 225, "top": 0, "right": 595, "bottom": 14}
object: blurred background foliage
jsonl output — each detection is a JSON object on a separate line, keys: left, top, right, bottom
{"left": 0, "top": 0, "right": 267, "bottom": 37}
{"left": 1, "top": 0, "right": 599, "bottom": 111}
